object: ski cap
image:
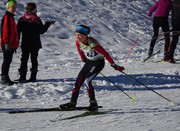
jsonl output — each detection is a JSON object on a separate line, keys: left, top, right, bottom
{"left": 6, "top": 0, "right": 17, "bottom": 9}
{"left": 75, "top": 25, "right": 91, "bottom": 35}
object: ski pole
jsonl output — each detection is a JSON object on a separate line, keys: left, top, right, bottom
{"left": 125, "top": 17, "right": 150, "bottom": 62}
{"left": 143, "top": 30, "right": 180, "bottom": 45}
{"left": 121, "top": 71, "right": 174, "bottom": 104}
{"left": 99, "top": 72, "right": 135, "bottom": 101}
{"left": 125, "top": 35, "right": 140, "bottom": 62}
{"left": 158, "top": 31, "right": 180, "bottom": 42}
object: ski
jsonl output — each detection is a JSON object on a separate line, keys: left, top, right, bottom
{"left": 154, "top": 59, "right": 180, "bottom": 64}
{"left": 142, "top": 50, "right": 161, "bottom": 62}
{"left": 52, "top": 109, "right": 118, "bottom": 121}
{"left": 8, "top": 106, "right": 103, "bottom": 114}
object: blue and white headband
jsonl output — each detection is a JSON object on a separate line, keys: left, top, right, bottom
{"left": 75, "top": 25, "right": 90, "bottom": 35}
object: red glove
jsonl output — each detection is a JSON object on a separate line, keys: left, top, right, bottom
{"left": 111, "top": 64, "right": 125, "bottom": 72}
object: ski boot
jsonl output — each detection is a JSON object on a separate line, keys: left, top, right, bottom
{"left": 87, "top": 100, "right": 98, "bottom": 111}
{"left": 59, "top": 102, "right": 76, "bottom": 110}
{"left": 169, "top": 58, "right": 176, "bottom": 64}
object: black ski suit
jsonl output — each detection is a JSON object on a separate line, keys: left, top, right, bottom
{"left": 169, "top": 0, "right": 180, "bottom": 60}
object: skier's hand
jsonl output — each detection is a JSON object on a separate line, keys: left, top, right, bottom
{"left": 111, "top": 64, "right": 125, "bottom": 72}
{"left": 147, "top": 13, "right": 151, "bottom": 17}
{"left": 4, "top": 43, "right": 12, "bottom": 53}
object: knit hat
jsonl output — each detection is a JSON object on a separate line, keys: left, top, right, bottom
{"left": 6, "top": 0, "right": 17, "bottom": 9}
{"left": 25, "top": 3, "right": 37, "bottom": 13}
{"left": 75, "top": 25, "right": 91, "bottom": 35}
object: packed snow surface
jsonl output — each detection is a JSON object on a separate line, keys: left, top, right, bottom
{"left": 0, "top": 0, "right": 179, "bottom": 131}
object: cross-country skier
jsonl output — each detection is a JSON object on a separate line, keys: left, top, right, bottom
{"left": 147, "top": 0, "right": 172, "bottom": 60}
{"left": 0, "top": 0, "right": 19, "bottom": 86}
{"left": 60, "top": 25, "right": 125, "bottom": 111}
{"left": 168, "top": 0, "right": 180, "bottom": 63}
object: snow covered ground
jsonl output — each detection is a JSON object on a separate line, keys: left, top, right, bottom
{"left": 0, "top": 0, "right": 180, "bottom": 131}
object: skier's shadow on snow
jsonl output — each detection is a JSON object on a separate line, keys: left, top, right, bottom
{"left": 94, "top": 73, "right": 180, "bottom": 91}
{"left": 36, "top": 73, "right": 180, "bottom": 91}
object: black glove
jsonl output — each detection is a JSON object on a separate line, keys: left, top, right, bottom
{"left": 45, "top": 21, "right": 55, "bottom": 25}
{"left": 4, "top": 43, "right": 12, "bottom": 53}
{"left": 111, "top": 64, "right": 125, "bottom": 72}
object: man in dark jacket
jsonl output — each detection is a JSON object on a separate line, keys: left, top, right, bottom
{"left": 15, "top": 2, "right": 54, "bottom": 82}
{"left": 1, "top": 0, "right": 19, "bottom": 86}
{"left": 168, "top": 0, "right": 180, "bottom": 63}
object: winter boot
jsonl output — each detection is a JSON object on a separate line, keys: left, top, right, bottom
{"left": 59, "top": 102, "right": 76, "bottom": 110}
{"left": 14, "top": 69, "right": 27, "bottom": 83}
{"left": 88, "top": 100, "right": 98, "bottom": 111}
{"left": 26, "top": 69, "right": 38, "bottom": 82}
{"left": 1, "top": 75, "right": 14, "bottom": 86}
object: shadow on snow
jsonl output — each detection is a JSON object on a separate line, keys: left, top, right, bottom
{"left": 36, "top": 73, "right": 180, "bottom": 91}
{"left": 95, "top": 73, "right": 180, "bottom": 91}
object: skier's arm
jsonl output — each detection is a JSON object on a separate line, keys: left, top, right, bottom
{"left": 38, "top": 18, "right": 51, "bottom": 34}
{"left": 148, "top": 2, "right": 158, "bottom": 17}
{"left": 94, "top": 44, "right": 125, "bottom": 71}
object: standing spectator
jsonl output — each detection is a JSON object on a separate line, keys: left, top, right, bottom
{"left": 15, "top": 2, "right": 54, "bottom": 82}
{"left": 147, "top": 0, "right": 172, "bottom": 60}
{"left": 168, "top": 0, "right": 180, "bottom": 63}
{"left": 59, "top": 25, "right": 125, "bottom": 111}
{"left": 0, "top": 0, "right": 19, "bottom": 86}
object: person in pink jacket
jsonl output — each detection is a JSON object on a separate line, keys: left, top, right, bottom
{"left": 147, "top": 0, "right": 172, "bottom": 60}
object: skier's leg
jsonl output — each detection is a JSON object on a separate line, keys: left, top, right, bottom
{"left": 149, "top": 17, "right": 159, "bottom": 56}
